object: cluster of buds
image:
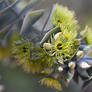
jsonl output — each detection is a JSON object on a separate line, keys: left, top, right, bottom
{"left": 41, "top": 25, "right": 92, "bottom": 90}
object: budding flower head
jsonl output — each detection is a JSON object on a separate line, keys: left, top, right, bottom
{"left": 42, "top": 4, "right": 80, "bottom": 64}
{"left": 42, "top": 32, "right": 80, "bottom": 63}
{"left": 51, "top": 4, "right": 79, "bottom": 33}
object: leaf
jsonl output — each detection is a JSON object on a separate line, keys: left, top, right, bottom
{"left": 77, "top": 67, "right": 89, "bottom": 79}
{"left": 61, "top": 74, "right": 69, "bottom": 87}
{"left": 73, "top": 71, "right": 79, "bottom": 84}
{"left": 18, "top": 0, "right": 40, "bottom": 17}
{"left": 3, "top": 30, "right": 20, "bottom": 45}
{"left": 20, "top": 9, "right": 44, "bottom": 36}
{"left": 61, "top": 69, "right": 74, "bottom": 87}
{"left": 66, "top": 69, "right": 75, "bottom": 84}
{"left": 40, "top": 77, "right": 62, "bottom": 91}
{"left": 41, "top": 5, "right": 55, "bottom": 34}
{"left": 40, "top": 26, "right": 60, "bottom": 46}
{"left": 0, "top": 24, "right": 12, "bottom": 39}
{"left": 0, "top": 3, "right": 18, "bottom": 30}
{"left": 0, "top": 0, "right": 19, "bottom": 15}
{"left": 82, "top": 78, "right": 92, "bottom": 89}
{"left": 87, "top": 67, "right": 92, "bottom": 76}
{"left": 85, "top": 56, "right": 92, "bottom": 65}
{"left": 0, "top": 0, "right": 40, "bottom": 31}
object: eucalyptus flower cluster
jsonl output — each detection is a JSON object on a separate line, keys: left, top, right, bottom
{"left": 12, "top": 4, "right": 92, "bottom": 91}
{"left": 40, "top": 4, "right": 92, "bottom": 90}
{"left": 0, "top": 1, "right": 92, "bottom": 91}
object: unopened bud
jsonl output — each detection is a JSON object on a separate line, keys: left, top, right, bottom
{"left": 54, "top": 32, "right": 62, "bottom": 40}
{"left": 43, "top": 43, "right": 52, "bottom": 50}
{"left": 58, "top": 66, "right": 63, "bottom": 72}
{"left": 78, "top": 61, "right": 91, "bottom": 69}
{"left": 76, "top": 51, "right": 83, "bottom": 58}
{"left": 68, "top": 62, "right": 76, "bottom": 69}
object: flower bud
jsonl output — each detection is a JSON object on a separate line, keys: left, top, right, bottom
{"left": 76, "top": 51, "right": 83, "bottom": 58}
{"left": 68, "top": 62, "right": 76, "bottom": 69}
{"left": 58, "top": 66, "right": 63, "bottom": 72}
{"left": 43, "top": 43, "right": 52, "bottom": 50}
{"left": 54, "top": 32, "right": 62, "bottom": 40}
{"left": 78, "top": 61, "right": 91, "bottom": 69}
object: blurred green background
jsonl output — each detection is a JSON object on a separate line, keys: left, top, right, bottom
{"left": 0, "top": 0, "right": 92, "bottom": 92}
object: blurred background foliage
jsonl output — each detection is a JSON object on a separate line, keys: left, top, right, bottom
{"left": 0, "top": 0, "right": 92, "bottom": 92}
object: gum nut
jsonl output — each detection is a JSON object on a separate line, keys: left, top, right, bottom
{"left": 77, "top": 67, "right": 89, "bottom": 77}
{"left": 68, "top": 62, "right": 76, "bottom": 69}
{"left": 76, "top": 51, "right": 83, "bottom": 57}
{"left": 54, "top": 32, "right": 62, "bottom": 40}
{"left": 78, "top": 61, "right": 91, "bottom": 69}
{"left": 58, "top": 66, "right": 63, "bottom": 72}
{"left": 43, "top": 43, "right": 52, "bottom": 50}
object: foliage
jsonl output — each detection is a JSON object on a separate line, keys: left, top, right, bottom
{"left": 40, "top": 77, "right": 62, "bottom": 91}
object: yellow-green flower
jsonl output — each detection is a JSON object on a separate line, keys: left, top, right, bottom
{"left": 43, "top": 32, "right": 80, "bottom": 62}
{"left": 42, "top": 4, "right": 80, "bottom": 62}
{"left": 51, "top": 4, "right": 79, "bottom": 36}
{"left": 12, "top": 40, "right": 55, "bottom": 73}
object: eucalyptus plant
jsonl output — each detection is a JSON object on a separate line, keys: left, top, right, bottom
{"left": 0, "top": 0, "right": 92, "bottom": 91}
